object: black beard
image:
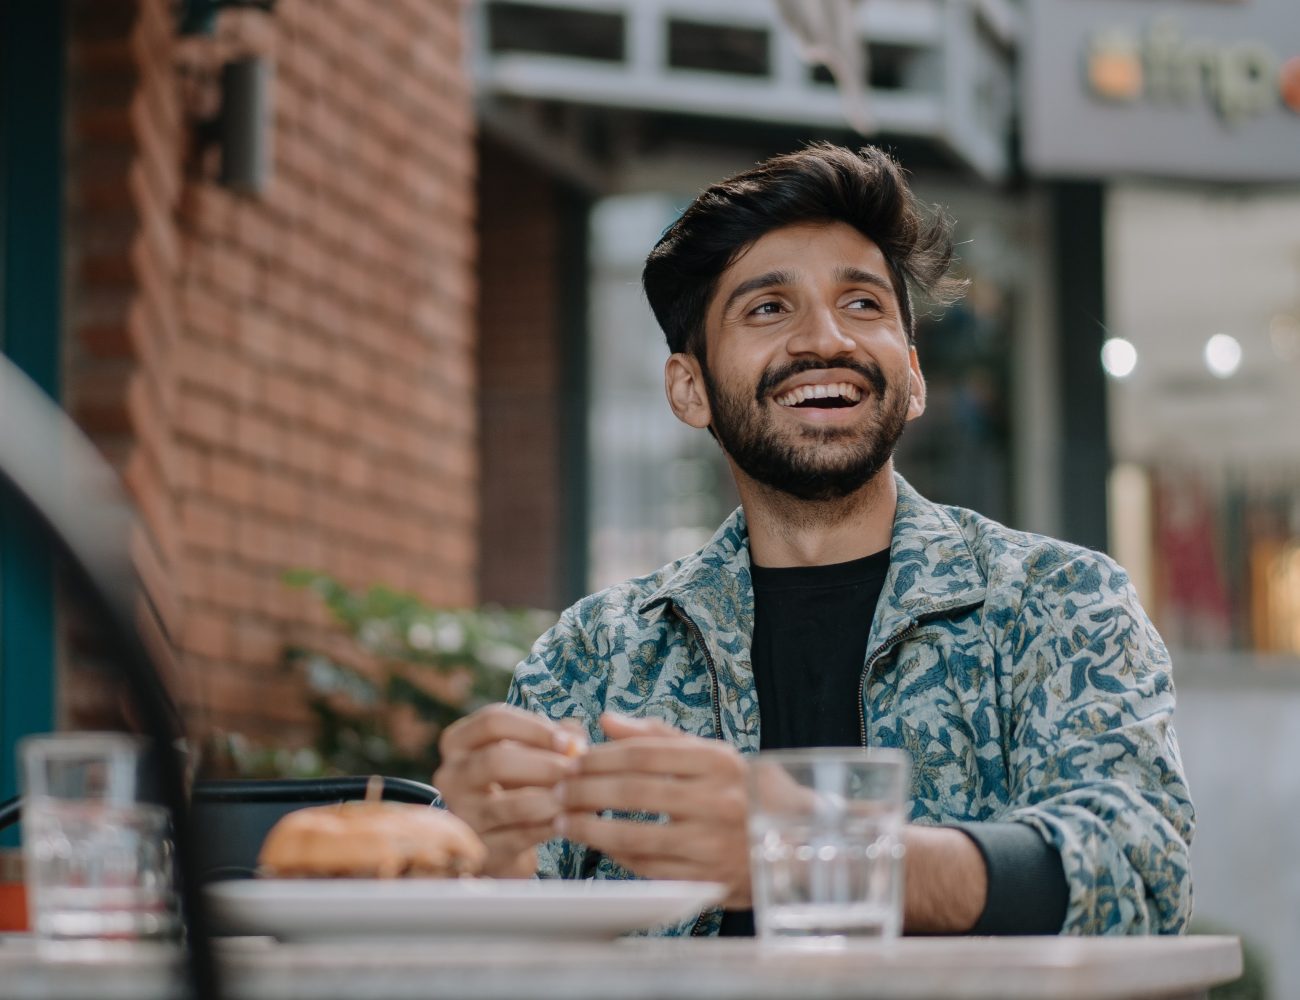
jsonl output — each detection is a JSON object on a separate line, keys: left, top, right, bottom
{"left": 701, "top": 357, "right": 909, "bottom": 502}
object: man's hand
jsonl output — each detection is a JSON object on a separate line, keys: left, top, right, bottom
{"left": 556, "top": 712, "right": 751, "bottom": 907}
{"left": 434, "top": 703, "right": 585, "bottom": 878}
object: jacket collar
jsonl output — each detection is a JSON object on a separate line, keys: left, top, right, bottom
{"left": 639, "top": 505, "right": 752, "bottom": 635}
{"left": 639, "top": 474, "right": 987, "bottom": 642}
{"left": 871, "top": 475, "right": 987, "bottom": 643}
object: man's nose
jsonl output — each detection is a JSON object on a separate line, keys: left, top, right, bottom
{"left": 786, "top": 306, "right": 855, "bottom": 357}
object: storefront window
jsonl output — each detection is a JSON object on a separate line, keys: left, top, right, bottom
{"left": 895, "top": 182, "right": 1041, "bottom": 527}
{"left": 586, "top": 194, "right": 738, "bottom": 592}
{"left": 1106, "top": 183, "right": 1300, "bottom": 661}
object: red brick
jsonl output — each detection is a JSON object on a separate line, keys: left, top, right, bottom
{"left": 180, "top": 497, "right": 236, "bottom": 553}
{"left": 204, "top": 454, "right": 256, "bottom": 505}
{"left": 181, "top": 607, "right": 232, "bottom": 660}
{"left": 208, "top": 250, "right": 258, "bottom": 299}
{"left": 234, "top": 515, "right": 276, "bottom": 566}
{"left": 173, "top": 449, "right": 205, "bottom": 491}
{"left": 261, "top": 372, "right": 308, "bottom": 420}
{"left": 237, "top": 307, "right": 287, "bottom": 367}
{"left": 235, "top": 411, "right": 284, "bottom": 464}
{"left": 262, "top": 268, "right": 306, "bottom": 317}
{"left": 182, "top": 281, "right": 238, "bottom": 341}
{"left": 199, "top": 562, "right": 255, "bottom": 613}
{"left": 233, "top": 202, "right": 285, "bottom": 259}
{"left": 257, "top": 476, "right": 306, "bottom": 520}
{"left": 233, "top": 618, "right": 282, "bottom": 667}
{"left": 176, "top": 391, "right": 232, "bottom": 445}
{"left": 182, "top": 185, "right": 236, "bottom": 237}
{"left": 302, "top": 389, "right": 345, "bottom": 435}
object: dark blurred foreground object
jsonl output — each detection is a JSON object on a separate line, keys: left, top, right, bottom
{"left": 179, "top": 1, "right": 277, "bottom": 194}
{"left": 190, "top": 775, "right": 442, "bottom": 881}
{"left": 177, "top": 0, "right": 276, "bottom": 36}
{"left": 0, "top": 357, "right": 218, "bottom": 999}
{"left": 216, "top": 56, "right": 273, "bottom": 195}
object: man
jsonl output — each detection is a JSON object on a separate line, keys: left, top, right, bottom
{"left": 435, "top": 144, "right": 1194, "bottom": 937}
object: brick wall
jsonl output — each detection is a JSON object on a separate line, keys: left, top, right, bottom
{"left": 64, "top": 0, "right": 478, "bottom": 746}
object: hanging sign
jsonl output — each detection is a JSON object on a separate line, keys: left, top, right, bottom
{"left": 1024, "top": 0, "right": 1300, "bottom": 181}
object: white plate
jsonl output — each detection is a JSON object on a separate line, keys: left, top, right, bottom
{"left": 205, "top": 879, "right": 726, "bottom": 941}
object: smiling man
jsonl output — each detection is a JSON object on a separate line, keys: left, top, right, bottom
{"left": 435, "top": 144, "right": 1194, "bottom": 937}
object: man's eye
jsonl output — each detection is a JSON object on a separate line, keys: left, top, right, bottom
{"left": 846, "top": 297, "right": 881, "bottom": 311}
{"left": 750, "top": 301, "right": 784, "bottom": 316}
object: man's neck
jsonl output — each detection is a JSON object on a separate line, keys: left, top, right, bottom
{"left": 736, "top": 465, "right": 898, "bottom": 568}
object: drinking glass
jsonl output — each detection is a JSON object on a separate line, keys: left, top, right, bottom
{"left": 20, "top": 732, "right": 178, "bottom": 940}
{"left": 747, "top": 748, "right": 909, "bottom": 941}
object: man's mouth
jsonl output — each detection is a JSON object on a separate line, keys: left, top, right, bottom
{"left": 773, "top": 382, "right": 863, "bottom": 409}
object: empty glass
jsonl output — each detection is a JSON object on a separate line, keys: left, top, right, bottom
{"left": 747, "top": 748, "right": 910, "bottom": 942}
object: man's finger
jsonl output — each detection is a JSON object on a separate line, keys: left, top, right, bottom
{"left": 480, "top": 842, "right": 539, "bottom": 880}
{"left": 577, "top": 738, "right": 740, "bottom": 778}
{"left": 478, "top": 785, "right": 563, "bottom": 831}
{"left": 599, "top": 711, "right": 684, "bottom": 741}
{"left": 557, "top": 812, "right": 693, "bottom": 862}
{"left": 441, "top": 703, "right": 580, "bottom": 756}
{"left": 440, "top": 703, "right": 571, "bottom": 755}
{"left": 455, "top": 739, "right": 578, "bottom": 791}
{"left": 483, "top": 824, "right": 558, "bottom": 864}
{"left": 560, "top": 774, "right": 728, "bottom": 820}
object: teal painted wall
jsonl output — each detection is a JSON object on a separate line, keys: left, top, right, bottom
{"left": 0, "top": 0, "right": 65, "bottom": 844}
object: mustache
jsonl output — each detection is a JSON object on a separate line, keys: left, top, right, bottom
{"left": 755, "top": 358, "right": 888, "bottom": 401}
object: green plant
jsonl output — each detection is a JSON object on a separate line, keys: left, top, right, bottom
{"left": 277, "top": 570, "right": 556, "bottom": 781}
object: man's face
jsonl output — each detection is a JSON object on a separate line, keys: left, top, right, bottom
{"left": 671, "top": 221, "right": 925, "bottom": 502}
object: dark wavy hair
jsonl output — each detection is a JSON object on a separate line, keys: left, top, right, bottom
{"left": 642, "top": 143, "right": 964, "bottom": 357}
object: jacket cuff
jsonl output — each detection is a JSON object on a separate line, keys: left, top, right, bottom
{"left": 946, "top": 822, "right": 1069, "bottom": 935}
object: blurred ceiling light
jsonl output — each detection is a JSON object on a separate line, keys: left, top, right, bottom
{"left": 1269, "top": 313, "right": 1300, "bottom": 362}
{"left": 1101, "top": 337, "right": 1138, "bottom": 379}
{"left": 1204, "top": 333, "right": 1243, "bottom": 378}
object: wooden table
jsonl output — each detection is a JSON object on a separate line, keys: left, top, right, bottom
{"left": 0, "top": 934, "right": 1241, "bottom": 999}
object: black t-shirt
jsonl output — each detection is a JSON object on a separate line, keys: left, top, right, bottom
{"left": 718, "top": 547, "right": 1069, "bottom": 938}
{"left": 750, "top": 549, "right": 892, "bottom": 751}
{"left": 719, "top": 550, "right": 889, "bottom": 938}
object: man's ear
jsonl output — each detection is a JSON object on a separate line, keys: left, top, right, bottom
{"left": 664, "top": 353, "right": 712, "bottom": 430}
{"left": 906, "top": 346, "right": 926, "bottom": 421}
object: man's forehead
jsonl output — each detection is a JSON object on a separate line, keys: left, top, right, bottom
{"left": 722, "top": 221, "right": 889, "bottom": 283}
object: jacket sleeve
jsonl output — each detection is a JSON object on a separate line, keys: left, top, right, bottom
{"left": 504, "top": 606, "right": 603, "bottom": 881}
{"left": 997, "top": 548, "right": 1195, "bottom": 935}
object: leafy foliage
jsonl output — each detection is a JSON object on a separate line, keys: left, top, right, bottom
{"left": 272, "top": 570, "right": 555, "bottom": 780}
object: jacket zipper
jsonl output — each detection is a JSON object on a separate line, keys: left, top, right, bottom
{"left": 670, "top": 604, "right": 725, "bottom": 745}
{"left": 858, "top": 621, "right": 921, "bottom": 747}
{"left": 670, "top": 602, "right": 725, "bottom": 937}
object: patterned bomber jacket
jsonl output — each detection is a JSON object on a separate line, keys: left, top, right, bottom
{"left": 507, "top": 475, "right": 1195, "bottom": 936}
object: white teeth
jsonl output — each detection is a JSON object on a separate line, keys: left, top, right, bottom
{"left": 775, "top": 382, "right": 862, "bottom": 406}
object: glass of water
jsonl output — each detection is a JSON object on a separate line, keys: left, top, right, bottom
{"left": 20, "top": 732, "right": 178, "bottom": 940}
{"left": 747, "top": 748, "right": 910, "bottom": 942}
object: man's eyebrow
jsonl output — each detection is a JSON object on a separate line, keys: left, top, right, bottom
{"left": 720, "top": 269, "right": 797, "bottom": 314}
{"left": 836, "top": 266, "right": 895, "bottom": 297}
